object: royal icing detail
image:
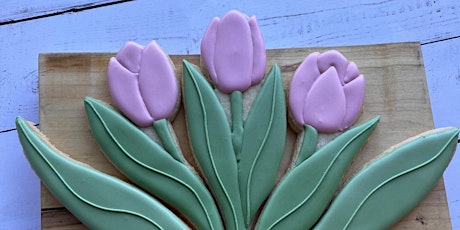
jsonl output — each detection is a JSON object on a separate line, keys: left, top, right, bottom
{"left": 201, "top": 10, "right": 266, "bottom": 93}
{"left": 237, "top": 65, "right": 286, "bottom": 224}
{"left": 256, "top": 117, "right": 379, "bottom": 229}
{"left": 15, "top": 9, "right": 459, "bottom": 230}
{"left": 84, "top": 97, "right": 223, "bottom": 230}
{"left": 183, "top": 60, "right": 246, "bottom": 230}
{"left": 315, "top": 127, "right": 459, "bottom": 229}
{"left": 289, "top": 50, "right": 365, "bottom": 133}
{"left": 16, "top": 117, "right": 188, "bottom": 230}
{"left": 108, "top": 40, "right": 179, "bottom": 127}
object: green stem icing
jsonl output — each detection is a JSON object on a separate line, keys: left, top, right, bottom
{"left": 231, "top": 91, "right": 244, "bottom": 161}
{"left": 294, "top": 125, "right": 318, "bottom": 166}
{"left": 153, "top": 119, "right": 184, "bottom": 163}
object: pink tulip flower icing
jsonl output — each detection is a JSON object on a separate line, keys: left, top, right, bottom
{"left": 289, "top": 50, "right": 365, "bottom": 133}
{"left": 107, "top": 41, "right": 178, "bottom": 127}
{"left": 201, "top": 10, "right": 266, "bottom": 93}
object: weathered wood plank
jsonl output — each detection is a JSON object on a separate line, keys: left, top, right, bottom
{"left": 423, "top": 39, "right": 460, "bottom": 129}
{"left": 423, "top": 38, "right": 460, "bottom": 229}
{"left": 42, "top": 208, "right": 84, "bottom": 230}
{"left": 0, "top": 0, "right": 127, "bottom": 24}
{"left": 37, "top": 43, "right": 451, "bottom": 229}
{"left": 1, "top": 0, "right": 459, "bottom": 131}
{"left": 0, "top": 130, "right": 41, "bottom": 230}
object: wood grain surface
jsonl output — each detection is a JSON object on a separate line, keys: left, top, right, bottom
{"left": 38, "top": 42, "right": 451, "bottom": 229}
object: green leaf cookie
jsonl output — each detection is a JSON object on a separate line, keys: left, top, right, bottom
{"left": 15, "top": 117, "right": 188, "bottom": 230}
{"left": 84, "top": 97, "right": 223, "bottom": 230}
{"left": 256, "top": 116, "right": 380, "bottom": 230}
{"left": 238, "top": 65, "right": 286, "bottom": 225}
{"left": 182, "top": 60, "right": 245, "bottom": 230}
{"left": 315, "top": 127, "right": 459, "bottom": 229}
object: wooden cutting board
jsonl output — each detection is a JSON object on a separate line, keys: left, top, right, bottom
{"left": 38, "top": 42, "right": 452, "bottom": 229}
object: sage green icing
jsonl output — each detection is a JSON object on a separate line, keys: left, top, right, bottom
{"left": 15, "top": 117, "right": 188, "bottom": 230}
{"left": 182, "top": 60, "right": 245, "bottom": 230}
{"left": 314, "top": 127, "right": 459, "bottom": 230}
{"left": 84, "top": 97, "right": 223, "bottom": 230}
{"left": 294, "top": 124, "right": 318, "bottom": 166}
{"left": 238, "top": 65, "right": 286, "bottom": 226}
{"left": 153, "top": 119, "right": 185, "bottom": 163}
{"left": 256, "top": 116, "right": 380, "bottom": 230}
{"left": 230, "top": 91, "right": 244, "bottom": 161}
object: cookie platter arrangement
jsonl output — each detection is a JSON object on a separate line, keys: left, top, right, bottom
{"left": 17, "top": 10, "right": 458, "bottom": 229}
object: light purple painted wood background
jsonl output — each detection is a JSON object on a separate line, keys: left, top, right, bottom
{"left": 1, "top": 0, "right": 459, "bottom": 229}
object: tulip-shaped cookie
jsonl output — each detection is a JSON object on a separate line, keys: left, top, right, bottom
{"left": 289, "top": 50, "right": 365, "bottom": 164}
{"left": 201, "top": 10, "right": 266, "bottom": 158}
{"left": 201, "top": 10, "right": 266, "bottom": 93}
{"left": 257, "top": 50, "right": 375, "bottom": 229}
{"left": 289, "top": 50, "right": 365, "bottom": 133}
{"left": 107, "top": 41, "right": 182, "bottom": 161}
{"left": 102, "top": 41, "right": 224, "bottom": 229}
{"left": 194, "top": 10, "right": 286, "bottom": 227}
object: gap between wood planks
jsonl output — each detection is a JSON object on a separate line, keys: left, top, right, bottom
{"left": 421, "top": 35, "right": 460, "bottom": 45}
{"left": 0, "top": 124, "right": 39, "bottom": 134}
{"left": 0, "top": 0, "right": 132, "bottom": 26}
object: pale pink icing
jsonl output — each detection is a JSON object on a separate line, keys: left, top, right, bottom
{"left": 289, "top": 50, "right": 365, "bottom": 133}
{"left": 302, "top": 67, "right": 346, "bottom": 132}
{"left": 107, "top": 41, "right": 178, "bottom": 127}
{"left": 108, "top": 57, "right": 153, "bottom": 127}
{"left": 201, "top": 18, "right": 219, "bottom": 85}
{"left": 138, "top": 42, "right": 178, "bottom": 121}
{"left": 201, "top": 10, "right": 266, "bottom": 93}
{"left": 248, "top": 15, "right": 266, "bottom": 85}
{"left": 116, "top": 41, "right": 143, "bottom": 73}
